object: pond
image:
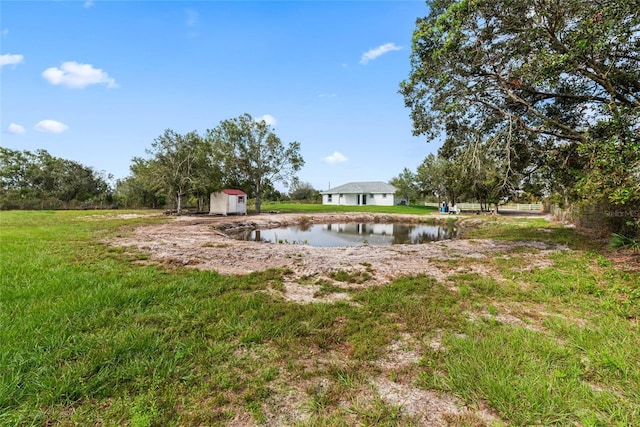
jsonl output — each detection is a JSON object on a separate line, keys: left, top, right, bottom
{"left": 229, "top": 223, "right": 457, "bottom": 247}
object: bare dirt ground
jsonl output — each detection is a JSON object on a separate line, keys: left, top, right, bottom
{"left": 110, "top": 212, "right": 564, "bottom": 301}
{"left": 107, "top": 212, "right": 570, "bottom": 426}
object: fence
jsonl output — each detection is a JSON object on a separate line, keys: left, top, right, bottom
{"left": 545, "top": 202, "right": 639, "bottom": 237}
{"left": 0, "top": 197, "right": 116, "bottom": 211}
{"left": 424, "top": 202, "right": 543, "bottom": 211}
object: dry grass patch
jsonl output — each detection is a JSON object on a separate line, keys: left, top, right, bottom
{"left": 373, "top": 377, "right": 501, "bottom": 426}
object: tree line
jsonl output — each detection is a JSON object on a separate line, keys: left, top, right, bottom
{"left": 0, "top": 147, "right": 112, "bottom": 210}
{"left": 391, "top": 144, "right": 537, "bottom": 213}
{"left": 114, "top": 114, "right": 304, "bottom": 214}
{"left": 1, "top": 114, "right": 305, "bottom": 212}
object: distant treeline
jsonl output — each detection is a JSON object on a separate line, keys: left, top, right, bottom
{"left": 1, "top": 148, "right": 113, "bottom": 210}
{"left": 1, "top": 112, "right": 312, "bottom": 212}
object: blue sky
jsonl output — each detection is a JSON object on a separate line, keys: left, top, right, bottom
{"left": 1, "top": 0, "right": 437, "bottom": 192}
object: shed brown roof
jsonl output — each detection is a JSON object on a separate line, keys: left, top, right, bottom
{"left": 221, "top": 189, "right": 247, "bottom": 196}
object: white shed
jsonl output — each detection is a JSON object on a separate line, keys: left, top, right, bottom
{"left": 209, "top": 189, "right": 247, "bottom": 215}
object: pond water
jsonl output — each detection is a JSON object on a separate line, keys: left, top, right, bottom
{"left": 229, "top": 223, "right": 457, "bottom": 247}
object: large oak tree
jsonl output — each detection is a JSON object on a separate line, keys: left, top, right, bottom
{"left": 401, "top": 0, "right": 640, "bottom": 209}
{"left": 206, "top": 114, "right": 304, "bottom": 213}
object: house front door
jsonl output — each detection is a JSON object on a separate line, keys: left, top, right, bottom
{"left": 362, "top": 194, "right": 367, "bottom": 205}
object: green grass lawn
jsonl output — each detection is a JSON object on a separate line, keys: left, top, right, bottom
{"left": 1, "top": 210, "right": 638, "bottom": 426}
{"left": 255, "top": 202, "right": 439, "bottom": 215}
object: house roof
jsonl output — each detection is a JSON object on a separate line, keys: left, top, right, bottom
{"left": 221, "top": 189, "right": 247, "bottom": 196}
{"left": 321, "top": 181, "right": 397, "bottom": 194}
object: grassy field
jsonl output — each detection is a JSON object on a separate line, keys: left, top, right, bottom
{"left": 1, "top": 209, "right": 639, "bottom": 426}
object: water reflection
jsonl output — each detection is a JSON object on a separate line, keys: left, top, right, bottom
{"left": 230, "top": 223, "right": 457, "bottom": 247}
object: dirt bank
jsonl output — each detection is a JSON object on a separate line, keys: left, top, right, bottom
{"left": 110, "top": 213, "right": 565, "bottom": 300}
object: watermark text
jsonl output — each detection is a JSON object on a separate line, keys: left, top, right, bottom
{"left": 605, "top": 210, "right": 639, "bottom": 218}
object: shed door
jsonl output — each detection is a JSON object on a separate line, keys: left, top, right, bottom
{"left": 228, "top": 195, "right": 237, "bottom": 212}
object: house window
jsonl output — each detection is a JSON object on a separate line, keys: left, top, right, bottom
{"left": 382, "top": 194, "right": 387, "bottom": 198}
{"left": 370, "top": 194, "right": 374, "bottom": 198}
{"left": 238, "top": 196, "right": 245, "bottom": 203}
{"left": 339, "top": 194, "right": 343, "bottom": 197}
{"left": 327, "top": 194, "right": 332, "bottom": 202}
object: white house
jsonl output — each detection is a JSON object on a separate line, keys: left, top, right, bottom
{"left": 320, "top": 182, "right": 397, "bottom": 206}
{"left": 210, "top": 189, "right": 247, "bottom": 215}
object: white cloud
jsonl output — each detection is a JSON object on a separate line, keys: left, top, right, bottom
{"left": 0, "top": 53, "right": 24, "bottom": 67}
{"left": 360, "top": 42, "right": 402, "bottom": 64}
{"left": 34, "top": 120, "right": 69, "bottom": 134}
{"left": 1, "top": 28, "right": 8, "bottom": 36}
{"left": 256, "top": 114, "right": 277, "bottom": 126}
{"left": 42, "top": 61, "right": 118, "bottom": 89}
{"left": 322, "top": 151, "right": 348, "bottom": 164}
{"left": 7, "top": 123, "right": 26, "bottom": 135}
{"left": 318, "top": 93, "right": 337, "bottom": 98}
{"left": 84, "top": 0, "right": 95, "bottom": 8}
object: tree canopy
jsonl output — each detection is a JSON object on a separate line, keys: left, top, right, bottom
{"left": 401, "top": 0, "right": 640, "bottom": 211}
{"left": 120, "top": 129, "right": 221, "bottom": 213}
{"left": 1, "top": 148, "right": 112, "bottom": 209}
{"left": 141, "top": 129, "right": 218, "bottom": 213}
{"left": 206, "top": 114, "right": 304, "bottom": 213}
{"left": 119, "top": 115, "right": 304, "bottom": 213}
{"left": 390, "top": 168, "right": 420, "bottom": 204}
{"left": 289, "top": 179, "right": 319, "bottom": 202}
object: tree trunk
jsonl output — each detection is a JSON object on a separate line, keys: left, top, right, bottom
{"left": 255, "top": 182, "right": 262, "bottom": 213}
{"left": 255, "top": 194, "right": 262, "bottom": 214}
{"left": 176, "top": 192, "right": 182, "bottom": 214}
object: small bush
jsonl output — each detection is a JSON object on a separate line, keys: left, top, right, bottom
{"left": 609, "top": 233, "right": 640, "bottom": 252}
